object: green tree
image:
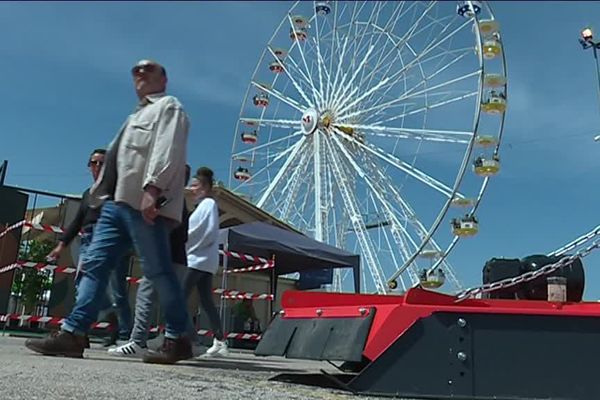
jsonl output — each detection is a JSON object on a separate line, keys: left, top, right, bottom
{"left": 11, "top": 239, "right": 54, "bottom": 313}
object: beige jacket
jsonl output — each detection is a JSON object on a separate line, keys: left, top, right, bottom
{"left": 90, "top": 92, "right": 190, "bottom": 224}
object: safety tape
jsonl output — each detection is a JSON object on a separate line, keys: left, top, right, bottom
{"left": 0, "top": 314, "right": 262, "bottom": 341}
{"left": 224, "top": 263, "right": 274, "bottom": 274}
{"left": 219, "top": 249, "right": 273, "bottom": 265}
{"left": 0, "top": 261, "right": 273, "bottom": 301}
{"left": 0, "top": 220, "right": 26, "bottom": 239}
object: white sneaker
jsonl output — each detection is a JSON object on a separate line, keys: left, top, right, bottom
{"left": 107, "top": 340, "right": 147, "bottom": 358}
{"left": 202, "top": 338, "right": 229, "bottom": 358}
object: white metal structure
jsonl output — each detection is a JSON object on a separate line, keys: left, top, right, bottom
{"left": 229, "top": 1, "right": 507, "bottom": 294}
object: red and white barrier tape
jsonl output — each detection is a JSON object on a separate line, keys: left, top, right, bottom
{"left": 1, "top": 261, "right": 273, "bottom": 301}
{"left": 0, "top": 314, "right": 109, "bottom": 329}
{"left": 0, "top": 220, "right": 85, "bottom": 241}
{"left": 148, "top": 326, "right": 262, "bottom": 341}
{"left": 219, "top": 249, "right": 272, "bottom": 265}
{"left": 1, "top": 259, "right": 274, "bottom": 276}
{"left": 22, "top": 221, "right": 66, "bottom": 235}
{"left": 225, "top": 263, "right": 274, "bottom": 274}
{"left": 0, "top": 263, "right": 21, "bottom": 274}
{"left": 0, "top": 314, "right": 262, "bottom": 341}
{"left": 0, "top": 220, "right": 26, "bottom": 239}
{"left": 1, "top": 260, "right": 77, "bottom": 274}
{"left": 213, "top": 288, "right": 273, "bottom": 301}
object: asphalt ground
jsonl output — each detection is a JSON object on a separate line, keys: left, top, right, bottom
{"left": 0, "top": 335, "right": 391, "bottom": 400}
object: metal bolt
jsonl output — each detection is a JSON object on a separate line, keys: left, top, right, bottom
{"left": 457, "top": 352, "right": 467, "bottom": 362}
{"left": 359, "top": 307, "right": 367, "bottom": 315}
{"left": 316, "top": 309, "right": 323, "bottom": 316}
{"left": 457, "top": 318, "right": 467, "bottom": 328}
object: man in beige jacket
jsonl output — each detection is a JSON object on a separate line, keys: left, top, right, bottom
{"left": 26, "top": 59, "right": 192, "bottom": 364}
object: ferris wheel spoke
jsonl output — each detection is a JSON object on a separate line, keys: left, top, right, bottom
{"left": 343, "top": 124, "right": 473, "bottom": 144}
{"left": 250, "top": 81, "right": 306, "bottom": 112}
{"left": 354, "top": 5, "right": 414, "bottom": 100}
{"left": 333, "top": 127, "right": 460, "bottom": 199}
{"left": 378, "top": 90, "right": 478, "bottom": 125}
{"left": 339, "top": 66, "right": 480, "bottom": 123}
{"left": 280, "top": 148, "right": 313, "bottom": 221}
{"left": 362, "top": 156, "right": 462, "bottom": 289}
{"left": 331, "top": 45, "right": 377, "bottom": 112}
{"left": 349, "top": 1, "right": 438, "bottom": 97}
{"left": 348, "top": 1, "right": 384, "bottom": 72}
{"left": 327, "top": 28, "right": 354, "bottom": 108}
{"left": 267, "top": 47, "right": 315, "bottom": 108}
{"left": 412, "top": 13, "right": 455, "bottom": 42}
{"left": 361, "top": 46, "right": 474, "bottom": 111}
{"left": 232, "top": 130, "right": 303, "bottom": 157}
{"left": 359, "top": 36, "right": 465, "bottom": 111}
{"left": 366, "top": 191, "right": 414, "bottom": 289}
{"left": 347, "top": 67, "right": 480, "bottom": 123}
{"left": 312, "top": 2, "right": 327, "bottom": 107}
{"left": 240, "top": 117, "right": 300, "bottom": 130}
{"left": 256, "top": 136, "right": 309, "bottom": 208}
{"left": 234, "top": 144, "right": 302, "bottom": 194}
{"left": 341, "top": 17, "right": 473, "bottom": 117}
{"left": 285, "top": 14, "right": 321, "bottom": 106}
{"left": 334, "top": 135, "right": 422, "bottom": 286}
{"left": 280, "top": 51, "right": 320, "bottom": 98}
{"left": 324, "top": 135, "right": 388, "bottom": 294}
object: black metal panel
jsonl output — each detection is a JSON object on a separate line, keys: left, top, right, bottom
{"left": 0, "top": 186, "right": 28, "bottom": 314}
{"left": 348, "top": 312, "right": 600, "bottom": 400}
{"left": 255, "top": 308, "right": 375, "bottom": 362}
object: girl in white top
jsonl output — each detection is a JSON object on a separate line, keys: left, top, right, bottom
{"left": 184, "top": 167, "right": 228, "bottom": 357}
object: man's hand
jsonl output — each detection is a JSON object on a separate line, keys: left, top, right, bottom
{"left": 47, "top": 242, "right": 65, "bottom": 260}
{"left": 141, "top": 185, "right": 161, "bottom": 224}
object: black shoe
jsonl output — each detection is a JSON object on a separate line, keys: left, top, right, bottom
{"left": 25, "top": 330, "right": 86, "bottom": 358}
{"left": 102, "top": 312, "right": 119, "bottom": 347}
{"left": 142, "top": 337, "right": 192, "bottom": 365}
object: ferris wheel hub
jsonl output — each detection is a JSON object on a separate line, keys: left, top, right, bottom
{"left": 301, "top": 108, "right": 319, "bottom": 135}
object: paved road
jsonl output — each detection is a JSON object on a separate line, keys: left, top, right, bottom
{"left": 0, "top": 335, "right": 385, "bottom": 400}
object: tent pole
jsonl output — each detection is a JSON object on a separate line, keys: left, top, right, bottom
{"left": 220, "top": 243, "right": 228, "bottom": 338}
{"left": 269, "top": 254, "right": 277, "bottom": 321}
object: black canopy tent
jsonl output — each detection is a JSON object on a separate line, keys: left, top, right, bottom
{"left": 218, "top": 221, "right": 361, "bottom": 294}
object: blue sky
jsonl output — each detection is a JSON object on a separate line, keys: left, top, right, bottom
{"left": 3, "top": 1, "right": 600, "bottom": 298}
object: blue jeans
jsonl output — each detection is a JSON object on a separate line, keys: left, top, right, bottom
{"left": 77, "top": 230, "right": 132, "bottom": 339}
{"left": 63, "top": 201, "right": 189, "bottom": 339}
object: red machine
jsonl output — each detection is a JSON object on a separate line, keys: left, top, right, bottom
{"left": 256, "top": 288, "right": 600, "bottom": 399}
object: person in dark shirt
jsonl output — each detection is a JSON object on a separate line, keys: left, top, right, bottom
{"left": 47, "top": 149, "right": 132, "bottom": 346}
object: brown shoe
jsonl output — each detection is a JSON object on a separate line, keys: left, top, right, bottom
{"left": 142, "top": 337, "right": 192, "bottom": 365}
{"left": 25, "top": 330, "right": 86, "bottom": 358}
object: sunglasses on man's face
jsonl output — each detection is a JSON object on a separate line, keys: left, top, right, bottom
{"left": 131, "top": 64, "right": 158, "bottom": 75}
{"left": 88, "top": 160, "right": 104, "bottom": 167}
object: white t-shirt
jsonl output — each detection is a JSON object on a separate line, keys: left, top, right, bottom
{"left": 186, "top": 197, "right": 219, "bottom": 274}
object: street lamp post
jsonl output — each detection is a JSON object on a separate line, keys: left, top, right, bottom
{"left": 579, "top": 27, "right": 600, "bottom": 134}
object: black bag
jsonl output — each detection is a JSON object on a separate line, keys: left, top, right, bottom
{"left": 520, "top": 254, "right": 585, "bottom": 302}
{"left": 482, "top": 258, "right": 527, "bottom": 299}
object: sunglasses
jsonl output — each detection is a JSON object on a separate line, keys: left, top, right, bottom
{"left": 88, "top": 160, "right": 104, "bottom": 167}
{"left": 131, "top": 63, "right": 158, "bottom": 75}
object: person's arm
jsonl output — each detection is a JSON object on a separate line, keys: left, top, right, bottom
{"left": 143, "top": 101, "right": 189, "bottom": 193}
{"left": 49, "top": 191, "right": 87, "bottom": 258}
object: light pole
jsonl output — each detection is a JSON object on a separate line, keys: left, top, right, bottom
{"left": 579, "top": 27, "right": 600, "bottom": 138}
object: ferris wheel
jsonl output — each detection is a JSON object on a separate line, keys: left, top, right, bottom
{"left": 229, "top": 1, "right": 507, "bottom": 294}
